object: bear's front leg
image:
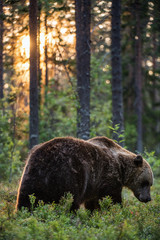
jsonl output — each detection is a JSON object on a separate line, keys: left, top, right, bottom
{"left": 84, "top": 199, "right": 100, "bottom": 212}
{"left": 111, "top": 193, "right": 122, "bottom": 204}
{"left": 99, "top": 186, "right": 122, "bottom": 205}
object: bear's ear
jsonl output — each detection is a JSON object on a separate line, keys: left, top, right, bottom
{"left": 134, "top": 155, "right": 143, "bottom": 167}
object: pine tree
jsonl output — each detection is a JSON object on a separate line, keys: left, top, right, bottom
{"left": 29, "top": 0, "right": 39, "bottom": 149}
{"left": 134, "top": 0, "right": 143, "bottom": 153}
{"left": 0, "top": 0, "right": 3, "bottom": 99}
{"left": 111, "top": 0, "right": 124, "bottom": 145}
{"left": 75, "top": 0, "right": 91, "bottom": 140}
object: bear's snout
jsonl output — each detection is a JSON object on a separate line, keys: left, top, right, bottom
{"left": 139, "top": 195, "right": 151, "bottom": 203}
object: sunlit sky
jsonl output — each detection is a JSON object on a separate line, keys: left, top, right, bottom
{"left": 21, "top": 30, "right": 75, "bottom": 59}
{"left": 21, "top": 33, "right": 46, "bottom": 58}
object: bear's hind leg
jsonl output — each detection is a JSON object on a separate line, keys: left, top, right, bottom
{"left": 70, "top": 201, "right": 81, "bottom": 213}
{"left": 16, "top": 193, "right": 31, "bottom": 211}
{"left": 84, "top": 199, "right": 100, "bottom": 212}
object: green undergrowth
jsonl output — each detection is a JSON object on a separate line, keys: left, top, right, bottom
{"left": 0, "top": 179, "right": 160, "bottom": 240}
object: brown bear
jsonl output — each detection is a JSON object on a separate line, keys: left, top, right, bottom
{"left": 16, "top": 136, "right": 153, "bottom": 212}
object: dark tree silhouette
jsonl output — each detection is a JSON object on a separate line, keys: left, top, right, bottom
{"left": 0, "top": 0, "right": 3, "bottom": 99}
{"left": 44, "top": 14, "right": 48, "bottom": 89}
{"left": 75, "top": 0, "right": 91, "bottom": 140}
{"left": 111, "top": 0, "right": 124, "bottom": 145}
{"left": 29, "top": 0, "right": 39, "bottom": 149}
{"left": 134, "top": 0, "right": 143, "bottom": 153}
{"left": 152, "top": 0, "right": 160, "bottom": 154}
{"left": 37, "top": 1, "right": 42, "bottom": 107}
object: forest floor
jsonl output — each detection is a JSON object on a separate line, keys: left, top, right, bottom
{"left": 0, "top": 178, "right": 160, "bottom": 240}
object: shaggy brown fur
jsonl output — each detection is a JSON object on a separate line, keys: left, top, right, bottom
{"left": 16, "top": 136, "right": 153, "bottom": 211}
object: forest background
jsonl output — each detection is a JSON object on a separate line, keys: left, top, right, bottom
{"left": 0, "top": 1, "right": 160, "bottom": 239}
{"left": 0, "top": 0, "right": 160, "bottom": 182}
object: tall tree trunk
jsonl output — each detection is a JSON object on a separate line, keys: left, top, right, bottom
{"left": 152, "top": 32, "right": 157, "bottom": 107}
{"left": 0, "top": 0, "right": 3, "bottom": 99}
{"left": 111, "top": 0, "right": 124, "bottom": 146}
{"left": 44, "top": 13, "right": 48, "bottom": 101}
{"left": 153, "top": 1, "right": 160, "bottom": 154}
{"left": 29, "top": 0, "right": 39, "bottom": 149}
{"left": 152, "top": 32, "right": 160, "bottom": 153}
{"left": 37, "top": 1, "right": 42, "bottom": 108}
{"left": 134, "top": 0, "right": 143, "bottom": 153}
{"left": 75, "top": 0, "right": 91, "bottom": 140}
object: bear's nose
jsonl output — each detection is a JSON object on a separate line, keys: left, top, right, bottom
{"left": 141, "top": 197, "right": 151, "bottom": 203}
{"left": 139, "top": 195, "right": 151, "bottom": 203}
{"left": 146, "top": 197, "right": 151, "bottom": 202}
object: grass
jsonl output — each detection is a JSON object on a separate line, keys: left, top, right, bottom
{"left": 0, "top": 178, "right": 160, "bottom": 240}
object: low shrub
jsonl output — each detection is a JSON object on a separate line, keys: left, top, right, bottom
{"left": 0, "top": 181, "right": 160, "bottom": 240}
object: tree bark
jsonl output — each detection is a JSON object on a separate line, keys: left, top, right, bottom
{"left": 152, "top": 1, "right": 160, "bottom": 154}
{"left": 44, "top": 13, "right": 48, "bottom": 100}
{"left": 75, "top": 0, "right": 91, "bottom": 140}
{"left": 37, "top": 1, "right": 42, "bottom": 107}
{"left": 0, "top": 0, "right": 3, "bottom": 99}
{"left": 134, "top": 0, "right": 143, "bottom": 153}
{"left": 29, "top": 0, "right": 39, "bottom": 149}
{"left": 111, "top": 0, "right": 124, "bottom": 146}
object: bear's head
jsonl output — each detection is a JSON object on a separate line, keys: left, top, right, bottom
{"left": 128, "top": 155, "right": 153, "bottom": 203}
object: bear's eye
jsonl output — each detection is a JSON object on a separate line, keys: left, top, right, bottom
{"left": 141, "top": 181, "right": 149, "bottom": 187}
